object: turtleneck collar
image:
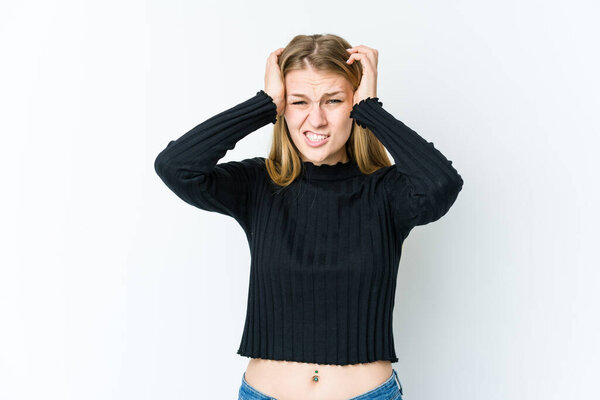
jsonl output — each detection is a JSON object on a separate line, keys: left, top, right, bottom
{"left": 300, "top": 158, "right": 363, "bottom": 181}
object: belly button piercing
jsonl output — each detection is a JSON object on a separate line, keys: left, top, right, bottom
{"left": 312, "top": 370, "right": 319, "bottom": 382}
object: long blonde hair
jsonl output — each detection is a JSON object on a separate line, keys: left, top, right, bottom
{"left": 265, "top": 33, "right": 392, "bottom": 187}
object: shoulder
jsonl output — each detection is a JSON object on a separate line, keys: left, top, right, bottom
{"left": 209, "top": 157, "right": 266, "bottom": 184}
{"left": 361, "top": 164, "right": 398, "bottom": 183}
{"left": 233, "top": 157, "right": 268, "bottom": 182}
{"left": 226, "top": 156, "right": 265, "bottom": 171}
{"left": 243, "top": 156, "right": 267, "bottom": 173}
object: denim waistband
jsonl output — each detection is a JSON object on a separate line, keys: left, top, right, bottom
{"left": 348, "top": 369, "right": 403, "bottom": 399}
{"left": 239, "top": 369, "right": 403, "bottom": 400}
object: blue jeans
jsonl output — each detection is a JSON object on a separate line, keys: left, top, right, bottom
{"left": 238, "top": 368, "right": 404, "bottom": 400}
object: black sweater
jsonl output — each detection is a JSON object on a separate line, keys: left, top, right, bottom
{"left": 154, "top": 90, "right": 463, "bottom": 365}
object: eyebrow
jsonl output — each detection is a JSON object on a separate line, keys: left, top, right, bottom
{"left": 288, "top": 91, "right": 344, "bottom": 98}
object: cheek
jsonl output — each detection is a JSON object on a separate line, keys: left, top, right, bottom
{"left": 333, "top": 109, "right": 353, "bottom": 131}
{"left": 283, "top": 111, "right": 302, "bottom": 129}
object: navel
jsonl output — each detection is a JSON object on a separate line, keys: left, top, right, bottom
{"left": 312, "top": 369, "right": 319, "bottom": 382}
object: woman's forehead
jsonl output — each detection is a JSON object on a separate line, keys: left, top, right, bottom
{"left": 285, "top": 69, "right": 351, "bottom": 97}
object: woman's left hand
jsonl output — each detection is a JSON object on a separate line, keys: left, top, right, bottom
{"left": 346, "top": 45, "right": 379, "bottom": 105}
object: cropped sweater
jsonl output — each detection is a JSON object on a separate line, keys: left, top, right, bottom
{"left": 154, "top": 89, "right": 463, "bottom": 365}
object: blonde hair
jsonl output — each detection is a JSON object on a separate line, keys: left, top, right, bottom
{"left": 265, "top": 33, "right": 392, "bottom": 187}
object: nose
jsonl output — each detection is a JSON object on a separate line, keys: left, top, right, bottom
{"left": 307, "top": 103, "right": 327, "bottom": 128}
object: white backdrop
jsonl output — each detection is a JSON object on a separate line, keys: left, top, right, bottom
{"left": 1, "top": 1, "right": 599, "bottom": 399}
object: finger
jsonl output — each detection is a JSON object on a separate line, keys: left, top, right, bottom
{"left": 347, "top": 46, "right": 378, "bottom": 67}
{"left": 346, "top": 53, "right": 374, "bottom": 71}
{"left": 347, "top": 53, "right": 364, "bottom": 64}
{"left": 269, "top": 48, "right": 284, "bottom": 59}
{"left": 268, "top": 50, "right": 282, "bottom": 65}
{"left": 347, "top": 44, "right": 374, "bottom": 53}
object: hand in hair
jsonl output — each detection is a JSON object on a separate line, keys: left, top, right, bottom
{"left": 346, "top": 45, "right": 379, "bottom": 105}
{"left": 264, "top": 48, "right": 286, "bottom": 117}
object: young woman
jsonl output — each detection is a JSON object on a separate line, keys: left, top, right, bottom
{"left": 154, "top": 34, "right": 464, "bottom": 400}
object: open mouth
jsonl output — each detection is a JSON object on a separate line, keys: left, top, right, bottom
{"left": 303, "top": 131, "right": 330, "bottom": 147}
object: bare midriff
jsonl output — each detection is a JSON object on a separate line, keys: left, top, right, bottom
{"left": 244, "top": 358, "right": 393, "bottom": 400}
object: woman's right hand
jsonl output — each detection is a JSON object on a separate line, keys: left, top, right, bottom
{"left": 264, "top": 48, "right": 286, "bottom": 117}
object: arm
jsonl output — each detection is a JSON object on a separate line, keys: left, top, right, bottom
{"left": 349, "top": 97, "right": 464, "bottom": 230}
{"left": 154, "top": 90, "right": 277, "bottom": 231}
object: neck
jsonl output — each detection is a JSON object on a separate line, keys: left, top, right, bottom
{"left": 300, "top": 158, "right": 361, "bottom": 181}
{"left": 301, "top": 149, "right": 349, "bottom": 167}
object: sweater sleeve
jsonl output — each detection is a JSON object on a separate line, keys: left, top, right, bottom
{"left": 154, "top": 90, "right": 277, "bottom": 231}
{"left": 349, "top": 97, "right": 464, "bottom": 230}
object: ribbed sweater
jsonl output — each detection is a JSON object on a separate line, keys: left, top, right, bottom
{"left": 154, "top": 89, "right": 463, "bottom": 365}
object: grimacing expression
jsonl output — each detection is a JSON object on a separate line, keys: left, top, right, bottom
{"left": 283, "top": 67, "right": 354, "bottom": 166}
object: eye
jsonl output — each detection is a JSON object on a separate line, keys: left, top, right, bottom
{"left": 291, "top": 99, "right": 342, "bottom": 105}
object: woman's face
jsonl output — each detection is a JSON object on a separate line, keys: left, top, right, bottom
{"left": 283, "top": 67, "right": 354, "bottom": 166}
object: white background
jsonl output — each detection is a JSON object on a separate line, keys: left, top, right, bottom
{"left": 1, "top": 1, "right": 599, "bottom": 399}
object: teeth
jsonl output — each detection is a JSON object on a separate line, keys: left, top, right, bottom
{"left": 306, "top": 132, "right": 328, "bottom": 141}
